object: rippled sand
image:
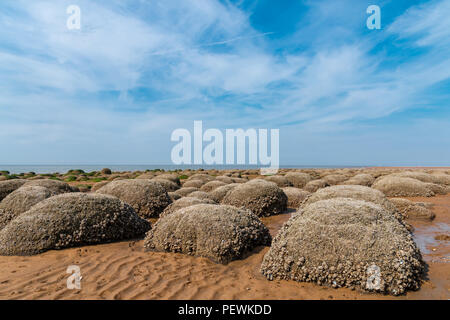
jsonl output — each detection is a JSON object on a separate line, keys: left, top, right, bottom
{"left": 0, "top": 195, "right": 448, "bottom": 300}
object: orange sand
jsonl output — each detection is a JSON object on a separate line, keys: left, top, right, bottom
{"left": 0, "top": 196, "right": 448, "bottom": 300}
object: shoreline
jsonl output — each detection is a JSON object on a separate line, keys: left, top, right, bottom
{"left": 1, "top": 165, "right": 449, "bottom": 175}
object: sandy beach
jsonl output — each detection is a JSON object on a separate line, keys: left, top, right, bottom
{"left": 0, "top": 167, "right": 448, "bottom": 300}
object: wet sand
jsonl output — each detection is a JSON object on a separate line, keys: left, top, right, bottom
{"left": 0, "top": 195, "right": 448, "bottom": 300}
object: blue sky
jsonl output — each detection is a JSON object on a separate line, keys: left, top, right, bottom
{"left": 0, "top": 0, "right": 449, "bottom": 166}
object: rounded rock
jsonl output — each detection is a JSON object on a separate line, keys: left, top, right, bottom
{"left": 0, "top": 193, "right": 151, "bottom": 256}
{"left": 145, "top": 204, "right": 271, "bottom": 264}
{"left": 96, "top": 179, "right": 171, "bottom": 218}
{"left": 282, "top": 187, "right": 311, "bottom": 208}
{"left": 260, "top": 198, "right": 424, "bottom": 295}
{"left": 160, "top": 197, "right": 216, "bottom": 217}
{"left": 0, "top": 186, "right": 54, "bottom": 230}
{"left": 372, "top": 176, "right": 436, "bottom": 197}
{"left": 200, "top": 180, "right": 227, "bottom": 192}
{"left": 284, "top": 172, "right": 312, "bottom": 188}
{"left": 24, "top": 179, "right": 78, "bottom": 194}
{"left": 0, "top": 180, "right": 27, "bottom": 202}
{"left": 222, "top": 179, "right": 287, "bottom": 217}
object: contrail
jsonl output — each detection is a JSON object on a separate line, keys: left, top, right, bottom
{"left": 148, "top": 32, "right": 275, "bottom": 56}
{"left": 201, "top": 32, "right": 275, "bottom": 47}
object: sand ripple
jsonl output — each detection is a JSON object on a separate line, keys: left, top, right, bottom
{"left": 0, "top": 198, "right": 448, "bottom": 300}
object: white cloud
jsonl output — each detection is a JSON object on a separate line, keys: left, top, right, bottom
{"left": 389, "top": 0, "right": 450, "bottom": 47}
{"left": 0, "top": 0, "right": 449, "bottom": 164}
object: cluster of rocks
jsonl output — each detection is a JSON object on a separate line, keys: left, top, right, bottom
{"left": 1, "top": 167, "right": 445, "bottom": 297}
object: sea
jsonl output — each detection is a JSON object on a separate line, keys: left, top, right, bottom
{"left": 0, "top": 165, "right": 369, "bottom": 174}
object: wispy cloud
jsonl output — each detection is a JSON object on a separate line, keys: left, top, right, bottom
{"left": 0, "top": 0, "right": 449, "bottom": 165}
{"left": 388, "top": 0, "right": 450, "bottom": 47}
